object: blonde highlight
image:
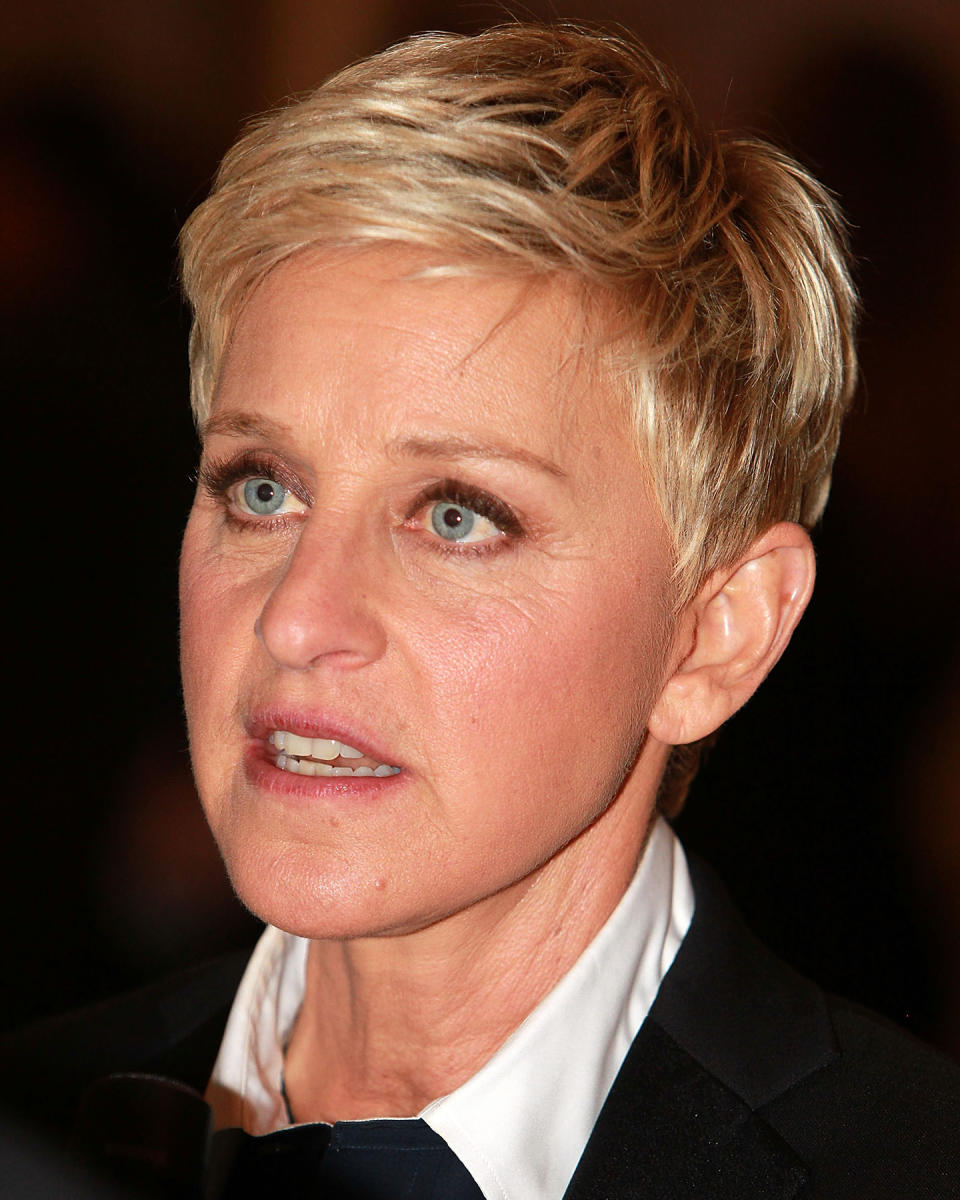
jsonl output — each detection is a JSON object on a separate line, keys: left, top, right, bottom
{"left": 180, "top": 24, "right": 858, "bottom": 807}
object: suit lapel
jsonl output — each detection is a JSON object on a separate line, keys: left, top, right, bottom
{"left": 564, "top": 858, "right": 838, "bottom": 1199}
{"left": 563, "top": 1020, "right": 808, "bottom": 1200}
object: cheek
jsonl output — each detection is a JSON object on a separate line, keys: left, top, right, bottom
{"left": 484, "top": 572, "right": 662, "bottom": 704}
{"left": 411, "top": 568, "right": 666, "bottom": 774}
{"left": 179, "top": 524, "right": 256, "bottom": 729}
{"left": 180, "top": 537, "right": 218, "bottom": 707}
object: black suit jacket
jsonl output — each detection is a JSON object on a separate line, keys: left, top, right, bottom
{"left": 3, "top": 859, "right": 958, "bottom": 1198}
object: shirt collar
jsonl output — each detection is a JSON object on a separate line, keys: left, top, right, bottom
{"left": 206, "top": 818, "right": 694, "bottom": 1199}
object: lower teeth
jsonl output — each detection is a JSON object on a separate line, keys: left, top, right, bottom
{"left": 275, "top": 754, "right": 398, "bottom": 777}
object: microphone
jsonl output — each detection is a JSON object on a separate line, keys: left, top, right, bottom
{"left": 72, "top": 1073, "right": 213, "bottom": 1198}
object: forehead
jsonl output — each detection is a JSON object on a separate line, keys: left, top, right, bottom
{"left": 214, "top": 247, "right": 631, "bottom": 461}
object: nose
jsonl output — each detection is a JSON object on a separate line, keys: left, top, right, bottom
{"left": 256, "top": 519, "right": 388, "bottom": 671}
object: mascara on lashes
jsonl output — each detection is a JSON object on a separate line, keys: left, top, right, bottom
{"left": 408, "top": 480, "right": 525, "bottom": 539}
{"left": 199, "top": 456, "right": 525, "bottom": 547}
{"left": 199, "top": 451, "right": 312, "bottom": 508}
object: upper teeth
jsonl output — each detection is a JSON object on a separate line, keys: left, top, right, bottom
{"left": 270, "top": 731, "right": 364, "bottom": 760}
{"left": 268, "top": 729, "right": 400, "bottom": 777}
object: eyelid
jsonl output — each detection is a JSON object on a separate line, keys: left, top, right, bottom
{"left": 198, "top": 450, "right": 313, "bottom": 508}
{"left": 406, "top": 479, "right": 524, "bottom": 538}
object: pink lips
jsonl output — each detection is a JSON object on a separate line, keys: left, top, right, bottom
{"left": 242, "top": 704, "right": 405, "bottom": 798}
{"left": 246, "top": 706, "right": 400, "bottom": 767}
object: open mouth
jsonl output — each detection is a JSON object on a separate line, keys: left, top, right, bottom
{"left": 269, "top": 730, "right": 400, "bottom": 777}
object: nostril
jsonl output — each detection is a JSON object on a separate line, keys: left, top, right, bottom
{"left": 254, "top": 531, "right": 389, "bottom": 670}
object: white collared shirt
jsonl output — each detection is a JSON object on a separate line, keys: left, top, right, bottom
{"left": 206, "top": 818, "right": 694, "bottom": 1199}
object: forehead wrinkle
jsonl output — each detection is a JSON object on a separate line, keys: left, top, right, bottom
{"left": 439, "top": 274, "right": 590, "bottom": 395}
{"left": 446, "top": 277, "right": 544, "bottom": 377}
{"left": 442, "top": 293, "right": 601, "bottom": 481}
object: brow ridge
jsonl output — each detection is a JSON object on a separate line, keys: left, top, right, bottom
{"left": 201, "top": 412, "right": 292, "bottom": 441}
{"left": 388, "top": 435, "right": 566, "bottom": 479}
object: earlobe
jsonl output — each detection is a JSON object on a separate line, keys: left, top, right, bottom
{"left": 649, "top": 523, "right": 816, "bottom": 746}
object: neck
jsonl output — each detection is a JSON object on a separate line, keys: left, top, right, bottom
{"left": 283, "top": 803, "right": 659, "bottom": 1123}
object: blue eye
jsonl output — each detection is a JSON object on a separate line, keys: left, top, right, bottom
{"left": 432, "top": 502, "right": 474, "bottom": 540}
{"left": 430, "top": 501, "right": 501, "bottom": 543}
{"left": 242, "top": 477, "right": 288, "bottom": 515}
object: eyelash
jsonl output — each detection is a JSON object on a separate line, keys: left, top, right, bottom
{"left": 405, "top": 481, "right": 524, "bottom": 550}
{"left": 197, "top": 452, "right": 525, "bottom": 553}
{"left": 198, "top": 451, "right": 310, "bottom": 529}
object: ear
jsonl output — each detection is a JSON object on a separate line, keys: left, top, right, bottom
{"left": 649, "top": 523, "right": 816, "bottom": 746}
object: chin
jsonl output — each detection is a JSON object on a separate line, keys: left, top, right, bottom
{"left": 219, "top": 838, "right": 420, "bottom": 941}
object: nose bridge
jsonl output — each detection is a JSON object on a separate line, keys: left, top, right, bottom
{"left": 257, "top": 506, "right": 387, "bottom": 671}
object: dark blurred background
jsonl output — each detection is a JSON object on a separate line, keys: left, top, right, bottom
{"left": 2, "top": 1, "right": 958, "bottom": 1060}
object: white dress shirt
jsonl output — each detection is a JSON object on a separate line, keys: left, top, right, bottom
{"left": 206, "top": 817, "right": 694, "bottom": 1199}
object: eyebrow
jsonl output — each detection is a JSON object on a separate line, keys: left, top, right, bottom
{"left": 202, "top": 413, "right": 567, "bottom": 480}
{"left": 388, "top": 435, "right": 567, "bottom": 479}
{"left": 200, "top": 412, "right": 293, "bottom": 442}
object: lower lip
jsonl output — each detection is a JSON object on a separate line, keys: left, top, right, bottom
{"left": 244, "top": 743, "right": 405, "bottom": 801}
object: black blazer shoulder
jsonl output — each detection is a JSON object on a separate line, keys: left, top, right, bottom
{"left": 565, "top": 857, "right": 960, "bottom": 1200}
{"left": 0, "top": 950, "right": 249, "bottom": 1138}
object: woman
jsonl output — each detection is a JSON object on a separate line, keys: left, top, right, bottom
{"left": 5, "top": 22, "right": 958, "bottom": 1199}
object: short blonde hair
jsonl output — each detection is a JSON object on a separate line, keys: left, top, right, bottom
{"left": 181, "top": 22, "right": 857, "bottom": 607}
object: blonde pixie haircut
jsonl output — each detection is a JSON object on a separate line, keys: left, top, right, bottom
{"left": 181, "top": 22, "right": 857, "bottom": 618}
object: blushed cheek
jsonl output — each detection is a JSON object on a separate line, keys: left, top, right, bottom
{"left": 443, "top": 610, "right": 643, "bottom": 797}
{"left": 538, "top": 599, "right": 664, "bottom": 756}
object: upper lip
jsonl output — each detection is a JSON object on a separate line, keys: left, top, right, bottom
{"left": 245, "top": 706, "right": 402, "bottom": 766}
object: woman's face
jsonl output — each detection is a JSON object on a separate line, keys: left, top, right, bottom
{"left": 180, "top": 247, "right": 679, "bottom": 941}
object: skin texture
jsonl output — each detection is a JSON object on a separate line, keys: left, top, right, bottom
{"left": 179, "top": 246, "right": 815, "bottom": 1119}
